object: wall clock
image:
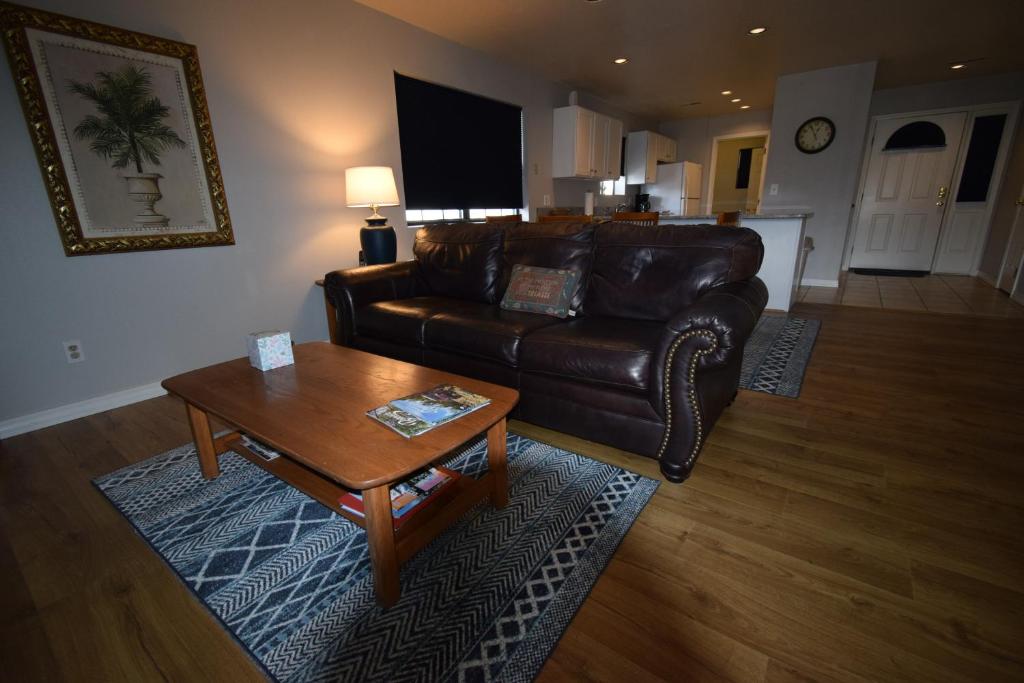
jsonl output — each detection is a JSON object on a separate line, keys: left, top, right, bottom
{"left": 795, "top": 116, "right": 835, "bottom": 154}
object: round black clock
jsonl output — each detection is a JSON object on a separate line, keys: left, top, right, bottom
{"left": 795, "top": 116, "right": 835, "bottom": 154}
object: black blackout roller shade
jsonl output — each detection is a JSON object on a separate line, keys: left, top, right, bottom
{"left": 395, "top": 73, "right": 523, "bottom": 209}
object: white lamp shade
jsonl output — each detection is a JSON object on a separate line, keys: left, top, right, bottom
{"left": 345, "top": 166, "right": 400, "bottom": 208}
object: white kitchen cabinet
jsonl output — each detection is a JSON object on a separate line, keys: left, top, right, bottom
{"left": 625, "top": 130, "right": 677, "bottom": 184}
{"left": 592, "top": 114, "right": 609, "bottom": 180}
{"left": 604, "top": 117, "right": 623, "bottom": 179}
{"left": 657, "top": 135, "right": 677, "bottom": 163}
{"left": 553, "top": 105, "right": 623, "bottom": 179}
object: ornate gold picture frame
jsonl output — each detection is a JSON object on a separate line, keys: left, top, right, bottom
{"left": 0, "top": 2, "right": 233, "bottom": 255}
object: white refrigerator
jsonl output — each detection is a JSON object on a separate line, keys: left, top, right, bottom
{"left": 644, "top": 161, "right": 703, "bottom": 216}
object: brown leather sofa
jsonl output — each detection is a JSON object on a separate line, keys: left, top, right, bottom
{"left": 324, "top": 220, "right": 767, "bottom": 482}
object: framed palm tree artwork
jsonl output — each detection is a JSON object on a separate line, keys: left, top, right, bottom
{"left": 0, "top": 2, "right": 234, "bottom": 255}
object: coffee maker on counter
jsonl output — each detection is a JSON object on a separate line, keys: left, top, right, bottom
{"left": 634, "top": 193, "right": 651, "bottom": 212}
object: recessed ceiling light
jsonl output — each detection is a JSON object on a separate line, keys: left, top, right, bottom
{"left": 740, "top": 105, "right": 751, "bottom": 109}
{"left": 730, "top": 98, "right": 741, "bottom": 103}
{"left": 748, "top": 26, "right": 767, "bottom": 35}
{"left": 612, "top": 57, "right": 629, "bottom": 65}
{"left": 950, "top": 63, "right": 966, "bottom": 70}
{"left": 721, "top": 90, "right": 732, "bottom": 95}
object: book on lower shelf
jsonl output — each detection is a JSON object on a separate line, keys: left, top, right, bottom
{"left": 338, "top": 466, "right": 459, "bottom": 529}
{"left": 239, "top": 434, "right": 281, "bottom": 461}
{"left": 367, "top": 384, "right": 490, "bottom": 438}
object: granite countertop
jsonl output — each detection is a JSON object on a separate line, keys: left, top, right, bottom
{"left": 661, "top": 212, "right": 813, "bottom": 220}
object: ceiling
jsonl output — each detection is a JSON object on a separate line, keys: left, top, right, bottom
{"left": 355, "top": 0, "right": 1024, "bottom": 121}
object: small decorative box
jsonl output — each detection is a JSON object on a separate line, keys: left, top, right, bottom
{"left": 246, "top": 330, "right": 294, "bottom": 371}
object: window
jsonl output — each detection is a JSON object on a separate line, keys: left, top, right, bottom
{"left": 600, "top": 176, "right": 626, "bottom": 196}
{"left": 956, "top": 114, "right": 1007, "bottom": 203}
{"left": 883, "top": 121, "right": 946, "bottom": 150}
{"left": 735, "top": 148, "right": 754, "bottom": 189}
{"left": 405, "top": 207, "right": 522, "bottom": 223}
{"left": 394, "top": 73, "right": 524, "bottom": 222}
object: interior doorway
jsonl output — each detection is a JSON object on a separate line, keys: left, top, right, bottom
{"left": 706, "top": 132, "right": 769, "bottom": 214}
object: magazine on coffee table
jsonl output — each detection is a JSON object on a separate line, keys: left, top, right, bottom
{"left": 368, "top": 384, "right": 491, "bottom": 438}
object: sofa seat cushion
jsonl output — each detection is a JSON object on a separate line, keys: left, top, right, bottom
{"left": 424, "top": 304, "right": 564, "bottom": 366}
{"left": 519, "top": 317, "right": 665, "bottom": 393}
{"left": 357, "top": 297, "right": 476, "bottom": 346}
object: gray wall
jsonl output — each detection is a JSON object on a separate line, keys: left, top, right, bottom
{"left": 659, "top": 109, "right": 774, "bottom": 208}
{"left": 870, "top": 71, "right": 1024, "bottom": 116}
{"left": 0, "top": 0, "right": 574, "bottom": 422}
{"left": 870, "top": 72, "right": 1024, "bottom": 280}
{"left": 760, "top": 62, "right": 877, "bottom": 284}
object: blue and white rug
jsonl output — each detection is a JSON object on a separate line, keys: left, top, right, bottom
{"left": 740, "top": 316, "right": 820, "bottom": 397}
{"left": 94, "top": 434, "right": 658, "bottom": 682}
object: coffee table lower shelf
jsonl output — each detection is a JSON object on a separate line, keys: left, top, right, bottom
{"left": 221, "top": 432, "right": 495, "bottom": 562}
{"left": 203, "top": 418, "right": 508, "bottom": 607}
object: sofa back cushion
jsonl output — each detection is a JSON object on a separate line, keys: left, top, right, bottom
{"left": 500, "top": 221, "right": 597, "bottom": 311}
{"left": 583, "top": 222, "right": 764, "bottom": 321}
{"left": 413, "top": 223, "right": 506, "bottom": 304}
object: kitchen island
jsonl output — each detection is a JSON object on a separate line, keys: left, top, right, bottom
{"left": 661, "top": 213, "right": 811, "bottom": 311}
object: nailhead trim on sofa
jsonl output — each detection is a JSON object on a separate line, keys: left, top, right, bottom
{"left": 656, "top": 329, "right": 718, "bottom": 468}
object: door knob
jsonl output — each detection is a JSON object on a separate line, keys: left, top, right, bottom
{"left": 1016, "top": 198, "right": 1024, "bottom": 206}
{"left": 936, "top": 185, "right": 948, "bottom": 207}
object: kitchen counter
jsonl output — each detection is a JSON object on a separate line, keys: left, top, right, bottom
{"left": 660, "top": 213, "right": 810, "bottom": 312}
{"left": 661, "top": 212, "right": 813, "bottom": 220}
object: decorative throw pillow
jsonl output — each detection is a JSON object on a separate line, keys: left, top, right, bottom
{"left": 500, "top": 265, "right": 581, "bottom": 318}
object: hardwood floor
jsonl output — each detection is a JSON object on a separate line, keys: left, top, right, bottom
{"left": 2, "top": 302, "right": 1023, "bottom": 681}
{"left": 799, "top": 272, "right": 1024, "bottom": 318}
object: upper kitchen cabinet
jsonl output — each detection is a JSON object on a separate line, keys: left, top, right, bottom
{"left": 606, "top": 117, "right": 624, "bottom": 178}
{"left": 625, "top": 130, "right": 677, "bottom": 184}
{"left": 553, "top": 105, "right": 623, "bottom": 180}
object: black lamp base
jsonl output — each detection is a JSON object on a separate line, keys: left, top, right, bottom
{"left": 359, "top": 224, "right": 397, "bottom": 265}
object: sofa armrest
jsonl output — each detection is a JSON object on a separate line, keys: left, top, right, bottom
{"left": 323, "top": 261, "right": 423, "bottom": 345}
{"left": 652, "top": 277, "right": 768, "bottom": 482}
{"left": 663, "top": 277, "right": 769, "bottom": 370}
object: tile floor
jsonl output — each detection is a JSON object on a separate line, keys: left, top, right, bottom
{"left": 799, "top": 272, "right": 1024, "bottom": 318}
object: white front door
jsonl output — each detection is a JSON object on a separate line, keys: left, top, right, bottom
{"left": 850, "top": 113, "right": 966, "bottom": 271}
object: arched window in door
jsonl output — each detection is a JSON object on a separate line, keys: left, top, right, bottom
{"left": 883, "top": 121, "right": 946, "bottom": 150}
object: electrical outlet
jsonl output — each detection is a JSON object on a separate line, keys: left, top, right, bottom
{"left": 63, "top": 339, "right": 85, "bottom": 364}
{"left": 769, "top": 183, "right": 780, "bottom": 196}
{"left": 543, "top": 194, "right": 551, "bottom": 206}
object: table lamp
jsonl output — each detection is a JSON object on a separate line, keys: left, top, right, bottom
{"left": 345, "top": 166, "right": 400, "bottom": 265}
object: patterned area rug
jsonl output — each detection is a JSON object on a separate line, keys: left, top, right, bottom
{"left": 740, "top": 316, "right": 821, "bottom": 397}
{"left": 94, "top": 434, "right": 658, "bottom": 682}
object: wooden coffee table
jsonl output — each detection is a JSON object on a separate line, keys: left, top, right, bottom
{"left": 161, "top": 342, "right": 519, "bottom": 607}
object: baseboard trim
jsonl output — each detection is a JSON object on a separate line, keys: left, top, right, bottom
{"left": 976, "top": 270, "right": 998, "bottom": 287}
{"left": 801, "top": 278, "right": 840, "bottom": 288}
{"left": 0, "top": 382, "right": 167, "bottom": 439}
